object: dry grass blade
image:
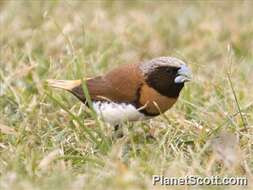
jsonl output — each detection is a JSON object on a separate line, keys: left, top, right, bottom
{"left": 226, "top": 44, "right": 247, "bottom": 131}
{"left": 38, "top": 148, "right": 62, "bottom": 171}
{"left": 227, "top": 68, "right": 247, "bottom": 131}
{"left": 0, "top": 123, "right": 17, "bottom": 135}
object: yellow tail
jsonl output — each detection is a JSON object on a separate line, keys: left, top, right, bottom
{"left": 46, "top": 79, "right": 81, "bottom": 91}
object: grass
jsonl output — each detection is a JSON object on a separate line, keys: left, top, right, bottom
{"left": 0, "top": 0, "right": 253, "bottom": 189}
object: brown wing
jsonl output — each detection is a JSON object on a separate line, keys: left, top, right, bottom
{"left": 102, "top": 63, "right": 144, "bottom": 102}
{"left": 71, "top": 64, "right": 144, "bottom": 104}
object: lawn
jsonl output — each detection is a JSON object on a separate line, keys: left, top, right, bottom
{"left": 0, "top": 1, "right": 253, "bottom": 190}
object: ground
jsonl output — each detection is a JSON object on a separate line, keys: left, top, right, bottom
{"left": 0, "top": 1, "right": 253, "bottom": 190}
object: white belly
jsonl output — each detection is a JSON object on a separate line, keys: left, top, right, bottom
{"left": 92, "top": 101, "right": 146, "bottom": 125}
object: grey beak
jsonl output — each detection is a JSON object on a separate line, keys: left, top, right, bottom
{"left": 174, "top": 64, "right": 192, "bottom": 83}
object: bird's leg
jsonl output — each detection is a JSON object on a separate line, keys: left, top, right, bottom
{"left": 113, "top": 124, "right": 124, "bottom": 139}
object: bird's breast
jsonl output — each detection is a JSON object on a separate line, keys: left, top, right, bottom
{"left": 138, "top": 84, "right": 178, "bottom": 116}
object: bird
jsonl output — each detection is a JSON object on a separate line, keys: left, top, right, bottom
{"left": 47, "top": 56, "right": 191, "bottom": 130}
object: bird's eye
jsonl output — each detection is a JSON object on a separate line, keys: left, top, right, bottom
{"left": 172, "top": 68, "right": 179, "bottom": 72}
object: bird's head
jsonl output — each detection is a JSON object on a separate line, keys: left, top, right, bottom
{"left": 140, "top": 57, "right": 192, "bottom": 97}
